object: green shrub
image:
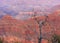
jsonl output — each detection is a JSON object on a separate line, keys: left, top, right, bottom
{"left": 0, "top": 38, "right": 3, "bottom": 43}
{"left": 52, "top": 34, "right": 60, "bottom": 43}
{"left": 56, "top": 36, "right": 60, "bottom": 43}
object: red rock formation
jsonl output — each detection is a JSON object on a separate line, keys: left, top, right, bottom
{"left": 0, "top": 15, "right": 39, "bottom": 43}
{"left": 0, "top": 10, "right": 60, "bottom": 43}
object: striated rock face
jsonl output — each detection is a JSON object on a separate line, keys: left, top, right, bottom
{"left": 0, "top": 15, "right": 39, "bottom": 43}
{"left": 0, "top": 10, "right": 60, "bottom": 43}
